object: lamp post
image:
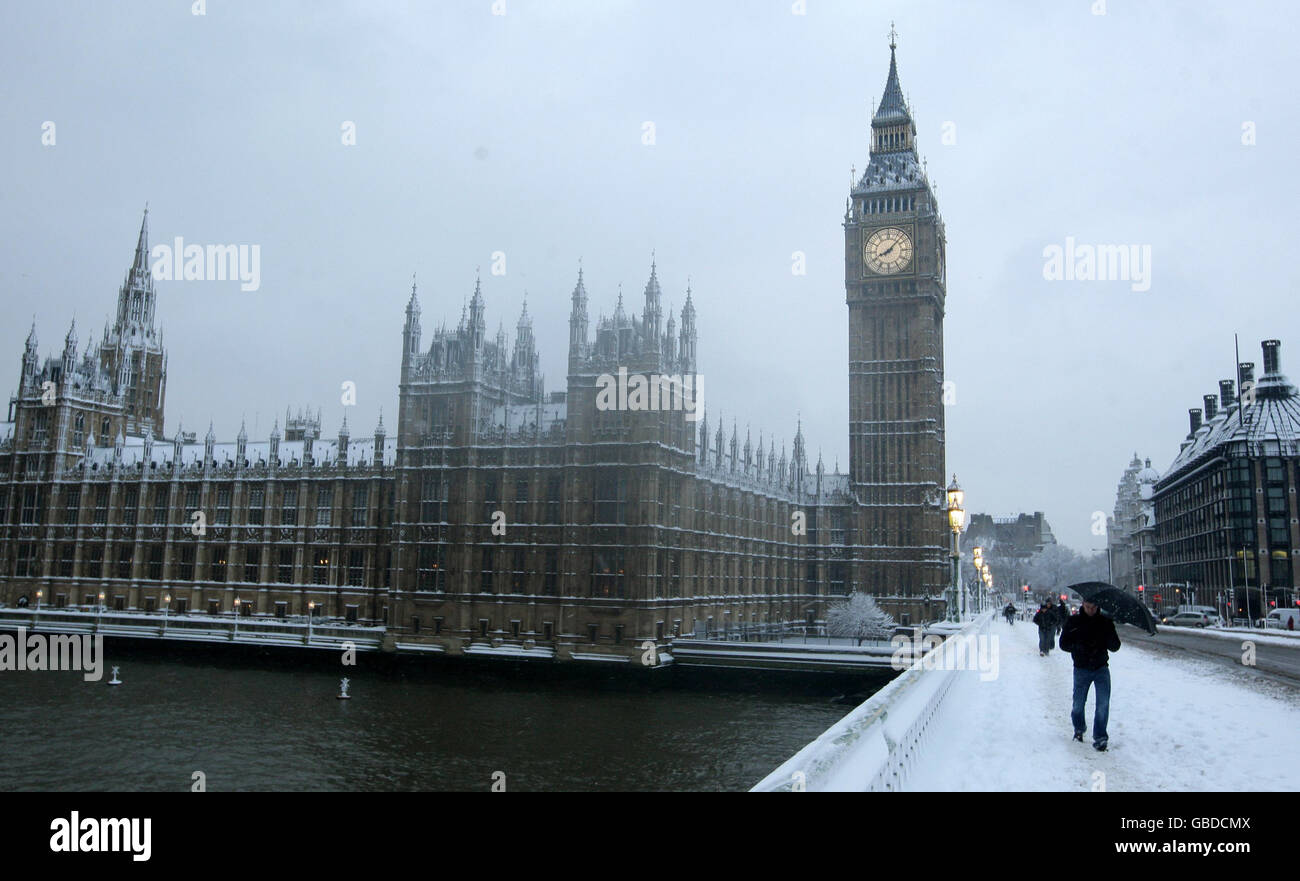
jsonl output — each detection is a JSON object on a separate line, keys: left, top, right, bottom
{"left": 972, "top": 547, "right": 984, "bottom": 615}
{"left": 162, "top": 593, "right": 171, "bottom": 635}
{"left": 233, "top": 597, "right": 241, "bottom": 639}
{"left": 307, "top": 600, "right": 316, "bottom": 644}
{"left": 96, "top": 591, "right": 105, "bottom": 632}
{"left": 946, "top": 476, "right": 966, "bottom": 622}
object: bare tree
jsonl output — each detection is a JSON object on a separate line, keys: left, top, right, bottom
{"left": 827, "top": 592, "right": 898, "bottom": 645}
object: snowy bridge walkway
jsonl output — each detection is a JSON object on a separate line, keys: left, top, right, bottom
{"left": 901, "top": 616, "right": 1300, "bottom": 792}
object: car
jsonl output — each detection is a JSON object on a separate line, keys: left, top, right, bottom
{"left": 1262, "top": 608, "right": 1300, "bottom": 630}
{"left": 1167, "top": 611, "right": 1210, "bottom": 628}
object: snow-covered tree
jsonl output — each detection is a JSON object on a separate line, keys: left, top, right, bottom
{"left": 827, "top": 592, "right": 897, "bottom": 645}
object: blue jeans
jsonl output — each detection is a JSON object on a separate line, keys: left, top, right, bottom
{"left": 1071, "top": 666, "right": 1111, "bottom": 745}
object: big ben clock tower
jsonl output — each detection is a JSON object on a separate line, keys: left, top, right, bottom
{"left": 845, "top": 28, "right": 948, "bottom": 616}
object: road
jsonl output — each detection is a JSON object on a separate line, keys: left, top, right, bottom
{"left": 1122, "top": 624, "right": 1300, "bottom": 686}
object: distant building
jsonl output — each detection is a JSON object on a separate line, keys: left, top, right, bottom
{"left": 1107, "top": 454, "right": 1158, "bottom": 594}
{"left": 1152, "top": 340, "right": 1300, "bottom": 616}
{"left": 965, "top": 512, "right": 1056, "bottom": 559}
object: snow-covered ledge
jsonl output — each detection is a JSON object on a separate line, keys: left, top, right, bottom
{"left": 751, "top": 612, "right": 994, "bottom": 792}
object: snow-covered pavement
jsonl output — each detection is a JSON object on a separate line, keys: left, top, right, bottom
{"left": 903, "top": 617, "right": 1300, "bottom": 792}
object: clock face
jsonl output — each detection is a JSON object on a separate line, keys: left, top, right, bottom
{"left": 863, "top": 227, "right": 913, "bottom": 275}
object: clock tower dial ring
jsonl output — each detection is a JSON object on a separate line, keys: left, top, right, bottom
{"left": 863, "top": 226, "right": 914, "bottom": 276}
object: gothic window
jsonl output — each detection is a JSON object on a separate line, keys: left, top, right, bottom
{"left": 544, "top": 549, "right": 559, "bottom": 596}
{"left": 245, "top": 546, "right": 262, "bottom": 583}
{"left": 593, "top": 470, "right": 625, "bottom": 523}
{"left": 347, "top": 549, "right": 364, "bottom": 586}
{"left": 482, "top": 474, "right": 499, "bottom": 523}
{"left": 86, "top": 545, "right": 104, "bottom": 579}
{"left": 210, "top": 546, "right": 228, "bottom": 583}
{"left": 417, "top": 544, "right": 445, "bottom": 592}
{"left": 351, "top": 485, "right": 368, "bottom": 526}
{"left": 277, "top": 547, "right": 294, "bottom": 583}
{"left": 281, "top": 487, "right": 298, "bottom": 525}
{"left": 315, "top": 486, "right": 333, "bottom": 526}
{"left": 215, "top": 487, "right": 231, "bottom": 525}
{"left": 544, "top": 475, "right": 562, "bottom": 524}
{"left": 59, "top": 543, "right": 75, "bottom": 579}
{"left": 101, "top": 417, "right": 110, "bottom": 439}
{"left": 248, "top": 487, "right": 264, "bottom": 525}
{"left": 151, "top": 486, "right": 168, "bottom": 524}
{"left": 511, "top": 549, "right": 527, "bottom": 593}
{"left": 514, "top": 476, "right": 530, "bottom": 523}
{"left": 122, "top": 486, "right": 138, "bottom": 526}
{"left": 148, "top": 545, "right": 164, "bottom": 580}
{"left": 184, "top": 485, "right": 200, "bottom": 514}
{"left": 420, "top": 474, "right": 445, "bottom": 523}
{"left": 73, "top": 413, "right": 84, "bottom": 448}
{"left": 63, "top": 487, "right": 80, "bottom": 525}
{"left": 591, "top": 550, "right": 625, "bottom": 598}
{"left": 312, "top": 547, "right": 329, "bottom": 585}
{"left": 481, "top": 546, "right": 495, "bottom": 593}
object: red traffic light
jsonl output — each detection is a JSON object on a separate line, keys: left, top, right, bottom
{"left": 1022, "top": 585, "right": 1029, "bottom": 592}
{"left": 1137, "top": 585, "right": 1144, "bottom": 592}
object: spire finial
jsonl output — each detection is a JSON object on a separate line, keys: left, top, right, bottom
{"left": 889, "top": 20, "right": 897, "bottom": 50}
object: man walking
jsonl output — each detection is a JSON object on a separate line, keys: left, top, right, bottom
{"left": 1032, "top": 601, "right": 1056, "bottom": 656}
{"left": 1058, "top": 600, "right": 1121, "bottom": 751}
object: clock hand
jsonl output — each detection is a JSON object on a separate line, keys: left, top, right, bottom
{"left": 879, "top": 244, "right": 896, "bottom": 258}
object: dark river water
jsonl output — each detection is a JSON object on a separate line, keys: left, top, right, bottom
{"left": 0, "top": 640, "right": 878, "bottom": 792}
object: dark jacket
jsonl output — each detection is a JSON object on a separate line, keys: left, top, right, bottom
{"left": 1032, "top": 608, "right": 1055, "bottom": 633}
{"left": 1059, "top": 610, "right": 1120, "bottom": 670}
{"left": 1056, "top": 602, "right": 1068, "bottom": 628}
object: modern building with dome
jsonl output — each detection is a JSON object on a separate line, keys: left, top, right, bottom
{"left": 1151, "top": 340, "right": 1300, "bottom": 617}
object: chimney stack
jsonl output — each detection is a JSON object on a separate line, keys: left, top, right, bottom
{"left": 1189, "top": 408, "right": 1203, "bottom": 434}
{"left": 1203, "top": 394, "right": 1218, "bottom": 420}
{"left": 1219, "top": 379, "right": 1236, "bottom": 409}
{"left": 1262, "top": 339, "right": 1281, "bottom": 375}
{"left": 1239, "top": 362, "right": 1255, "bottom": 389}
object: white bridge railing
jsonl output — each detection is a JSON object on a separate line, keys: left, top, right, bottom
{"left": 751, "top": 612, "right": 994, "bottom": 792}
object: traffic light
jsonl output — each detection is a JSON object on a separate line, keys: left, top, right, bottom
{"left": 1137, "top": 585, "right": 1144, "bottom": 593}
{"left": 1022, "top": 585, "right": 1029, "bottom": 593}
{"left": 1060, "top": 594, "right": 1067, "bottom": 602}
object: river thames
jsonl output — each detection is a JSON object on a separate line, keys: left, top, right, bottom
{"left": 0, "top": 641, "right": 884, "bottom": 792}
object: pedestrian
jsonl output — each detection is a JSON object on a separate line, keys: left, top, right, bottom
{"left": 1003, "top": 602, "right": 1017, "bottom": 625}
{"left": 1032, "top": 601, "right": 1055, "bottom": 656}
{"left": 1056, "top": 598, "right": 1068, "bottom": 635}
{"left": 1058, "top": 600, "right": 1121, "bottom": 752}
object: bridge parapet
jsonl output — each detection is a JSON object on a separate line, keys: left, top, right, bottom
{"left": 751, "top": 613, "right": 995, "bottom": 792}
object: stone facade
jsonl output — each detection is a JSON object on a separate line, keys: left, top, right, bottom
{"left": 0, "top": 42, "right": 950, "bottom": 660}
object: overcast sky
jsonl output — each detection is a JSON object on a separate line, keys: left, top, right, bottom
{"left": 3, "top": 0, "right": 1297, "bottom": 552}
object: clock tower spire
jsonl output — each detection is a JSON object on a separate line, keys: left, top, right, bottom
{"left": 844, "top": 31, "right": 948, "bottom": 619}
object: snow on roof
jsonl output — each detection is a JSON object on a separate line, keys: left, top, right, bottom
{"left": 80, "top": 434, "right": 397, "bottom": 471}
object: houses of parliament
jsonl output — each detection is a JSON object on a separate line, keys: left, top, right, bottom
{"left": 0, "top": 40, "right": 949, "bottom": 663}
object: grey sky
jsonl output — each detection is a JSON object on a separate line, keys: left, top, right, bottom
{"left": 2, "top": 0, "right": 1297, "bottom": 552}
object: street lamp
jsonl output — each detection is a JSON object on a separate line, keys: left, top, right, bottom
{"left": 233, "top": 597, "right": 241, "bottom": 638}
{"left": 162, "top": 593, "right": 171, "bottom": 634}
{"left": 307, "top": 600, "right": 316, "bottom": 644}
{"left": 96, "top": 591, "right": 105, "bottom": 632}
{"left": 35, "top": 589, "right": 42, "bottom": 612}
{"left": 947, "top": 476, "right": 966, "bottom": 622}
{"left": 972, "top": 547, "right": 984, "bottom": 613}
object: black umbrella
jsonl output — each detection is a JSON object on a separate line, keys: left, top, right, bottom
{"left": 1065, "top": 582, "right": 1159, "bottom": 636}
